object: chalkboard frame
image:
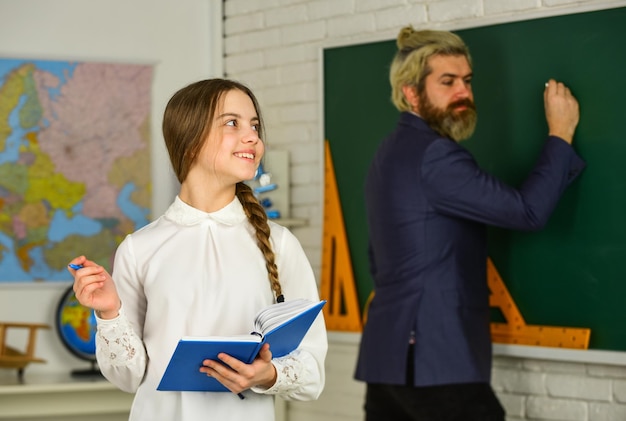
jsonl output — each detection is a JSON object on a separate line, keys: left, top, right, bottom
{"left": 321, "top": 4, "right": 626, "bottom": 364}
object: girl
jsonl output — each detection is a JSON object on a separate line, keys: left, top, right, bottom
{"left": 69, "top": 78, "right": 327, "bottom": 420}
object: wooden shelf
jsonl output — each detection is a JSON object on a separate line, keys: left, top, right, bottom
{"left": 271, "top": 218, "right": 308, "bottom": 228}
{"left": 0, "top": 372, "right": 133, "bottom": 421}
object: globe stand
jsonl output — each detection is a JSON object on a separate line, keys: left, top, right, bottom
{"left": 70, "top": 360, "right": 103, "bottom": 378}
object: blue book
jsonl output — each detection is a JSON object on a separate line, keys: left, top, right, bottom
{"left": 157, "top": 299, "right": 326, "bottom": 392}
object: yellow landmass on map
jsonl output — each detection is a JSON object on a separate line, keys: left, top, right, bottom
{"left": 109, "top": 144, "right": 151, "bottom": 213}
{"left": 44, "top": 230, "right": 117, "bottom": 272}
{"left": 24, "top": 131, "right": 85, "bottom": 211}
{"left": 0, "top": 64, "right": 33, "bottom": 148}
{"left": 18, "top": 202, "right": 49, "bottom": 229}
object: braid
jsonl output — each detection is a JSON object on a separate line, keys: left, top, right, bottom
{"left": 235, "top": 182, "right": 284, "bottom": 302}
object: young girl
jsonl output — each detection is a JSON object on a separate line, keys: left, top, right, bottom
{"left": 69, "top": 78, "right": 327, "bottom": 420}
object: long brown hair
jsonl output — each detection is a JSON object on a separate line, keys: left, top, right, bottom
{"left": 162, "top": 79, "right": 283, "bottom": 302}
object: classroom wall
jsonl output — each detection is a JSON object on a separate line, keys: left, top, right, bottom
{"left": 222, "top": 0, "right": 626, "bottom": 420}
{"left": 0, "top": 0, "right": 220, "bottom": 375}
{"left": 3, "top": 1, "right": 626, "bottom": 420}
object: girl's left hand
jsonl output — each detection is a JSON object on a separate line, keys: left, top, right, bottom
{"left": 199, "top": 343, "right": 277, "bottom": 394}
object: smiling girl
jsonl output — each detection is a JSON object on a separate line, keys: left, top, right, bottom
{"left": 69, "top": 79, "right": 327, "bottom": 421}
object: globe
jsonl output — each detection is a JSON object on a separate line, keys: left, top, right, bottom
{"left": 55, "top": 285, "right": 101, "bottom": 376}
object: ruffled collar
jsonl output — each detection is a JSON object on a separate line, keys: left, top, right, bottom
{"left": 164, "top": 196, "right": 247, "bottom": 226}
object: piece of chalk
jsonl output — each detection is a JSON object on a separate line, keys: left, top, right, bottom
{"left": 545, "top": 82, "right": 549, "bottom": 87}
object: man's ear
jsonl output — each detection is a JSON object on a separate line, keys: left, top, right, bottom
{"left": 401, "top": 85, "right": 419, "bottom": 113}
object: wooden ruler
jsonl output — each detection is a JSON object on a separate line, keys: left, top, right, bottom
{"left": 320, "top": 140, "right": 362, "bottom": 331}
{"left": 488, "top": 258, "right": 590, "bottom": 349}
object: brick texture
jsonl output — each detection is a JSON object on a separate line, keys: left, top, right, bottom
{"left": 223, "top": 1, "right": 626, "bottom": 420}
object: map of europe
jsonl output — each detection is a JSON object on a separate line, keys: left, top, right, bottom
{"left": 0, "top": 59, "right": 153, "bottom": 282}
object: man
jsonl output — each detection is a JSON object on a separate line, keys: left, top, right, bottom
{"left": 354, "top": 26, "right": 584, "bottom": 420}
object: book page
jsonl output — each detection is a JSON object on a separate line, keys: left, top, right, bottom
{"left": 180, "top": 334, "right": 262, "bottom": 342}
{"left": 254, "top": 298, "right": 320, "bottom": 334}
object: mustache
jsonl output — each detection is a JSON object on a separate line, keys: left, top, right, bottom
{"left": 447, "top": 98, "right": 476, "bottom": 111}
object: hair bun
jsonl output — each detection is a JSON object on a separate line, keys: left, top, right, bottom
{"left": 396, "top": 25, "right": 415, "bottom": 49}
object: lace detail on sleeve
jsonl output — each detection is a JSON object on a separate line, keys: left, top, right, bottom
{"left": 96, "top": 312, "right": 144, "bottom": 367}
{"left": 251, "top": 349, "right": 324, "bottom": 401}
{"left": 272, "top": 350, "right": 310, "bottom": 392}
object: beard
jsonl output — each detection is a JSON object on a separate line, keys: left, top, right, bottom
{"left": 418, "top": 91, "right": 477, "bottom": 142}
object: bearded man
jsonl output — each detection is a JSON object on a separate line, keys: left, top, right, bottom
{"left": 354, "top": 26, "right": 584, "bottom": 421}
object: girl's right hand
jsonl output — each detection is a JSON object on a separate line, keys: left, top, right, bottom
{"left": 68, "top": 256, "right": 121, "bottom": 319}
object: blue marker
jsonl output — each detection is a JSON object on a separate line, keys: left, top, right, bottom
{"left": 68, "top": 263, "right": 84, "bottom": 270}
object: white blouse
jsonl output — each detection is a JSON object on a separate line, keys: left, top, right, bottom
{"left": 95, "top": 196, "right": 327, "bottom": 421}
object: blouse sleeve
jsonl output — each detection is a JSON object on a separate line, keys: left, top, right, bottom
{"left": 251, "top": 226, "right": 328, "bottom": 400}
{"left": 95, "top": 307, "right": 147, "bottom": 393}
{"left": 95, "top": 235, "right": 148, "bottom": 393}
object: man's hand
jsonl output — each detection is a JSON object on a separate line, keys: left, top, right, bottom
{"left": 544, "top": 79, "right": 580, "bottom": 144}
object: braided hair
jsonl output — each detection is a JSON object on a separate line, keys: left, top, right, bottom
{"left": 162, "top": 78, "right": 283, "bottom": 302}
{"left": 236, "top": 182, "right": 283, "bottom": 302}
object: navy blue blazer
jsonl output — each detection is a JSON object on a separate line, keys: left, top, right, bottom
{"left": 355, "top": 112, "right": 585, "bottom": 386}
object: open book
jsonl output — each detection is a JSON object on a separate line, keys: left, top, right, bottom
{"left": 157, "top": 298, "right": 326, "bottom": 392}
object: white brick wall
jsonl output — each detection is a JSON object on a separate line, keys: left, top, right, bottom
{"left": 223, "top": 1, "right": 626, "bottom": 420}
{"left": 484, "top": 0, "right": 542, "bottom": 15}
{"left": 428, "top": 0, "right": 483, "bottom": 22}
{"left": 493, "top": 357, "right": 626, "bottom": 419}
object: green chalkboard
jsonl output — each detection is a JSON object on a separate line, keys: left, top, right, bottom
{"left": 323, "top": 7, "right": 626, "bottom": 352}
